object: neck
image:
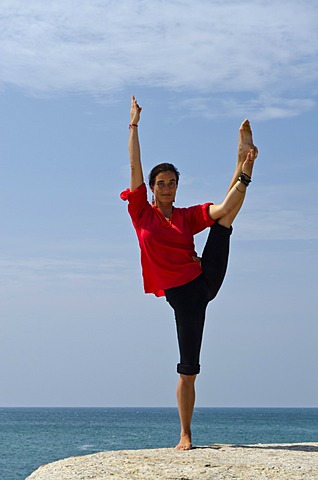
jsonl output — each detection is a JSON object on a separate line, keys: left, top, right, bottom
{"left": 154, "top": 201, "right": 173, "bottom": 218}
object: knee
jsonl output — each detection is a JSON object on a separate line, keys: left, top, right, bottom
{"left": 179, "top": 374, "right": 197, "bottom": 386}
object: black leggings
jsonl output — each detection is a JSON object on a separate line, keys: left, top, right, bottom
{"left": 165, "top": 222, "right": 233, "bottom": 375}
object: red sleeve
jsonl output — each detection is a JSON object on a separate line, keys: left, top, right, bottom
{"left": 120, "top": 183, "right": 150, "bottom": 226}
{"left": 186, "top": 202, "right": 215, "bottom": 235}
{"left": 120, "top": 183, "right": 147, "bottom": 202}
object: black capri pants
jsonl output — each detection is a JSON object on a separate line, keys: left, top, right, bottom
{"left": 165, "top": 222, "right": 233, "bottom": 375}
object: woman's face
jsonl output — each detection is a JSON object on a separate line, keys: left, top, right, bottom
{"left": 151, "top": 171, "right": 178, "bottom": 204}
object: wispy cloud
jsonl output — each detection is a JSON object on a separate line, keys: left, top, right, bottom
{"left": 184, "top": 180, "right": 318, "bottom": 242}
{"left": 173, "top": 94, "right": 316, "bottom": 121}
{"left": 230, "top": 182, "right": 318, "bottom": 242}
{"left": 0, "top": 0, "right": 317, "bottom": 118}
{"left": 0, "top": 255, "right": 133, "bottom": 288}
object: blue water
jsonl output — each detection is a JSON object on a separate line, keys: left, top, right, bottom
{"left": 1, "top": 407, "right": 318, "bottom": 480}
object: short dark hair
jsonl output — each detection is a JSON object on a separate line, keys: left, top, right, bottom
{"left": 148, "top": 163, "right": 180, "bottom": 187}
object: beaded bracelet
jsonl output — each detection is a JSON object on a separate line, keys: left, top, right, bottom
{"left": 129, "top": 123, "right": 138, "bottom": 129}
{"left": 238, "top": 172, "right": 252, "bottom": 187}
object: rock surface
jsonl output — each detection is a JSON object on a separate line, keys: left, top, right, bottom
{"left": 26, "top": 443, "right": 318, "bottom": 480}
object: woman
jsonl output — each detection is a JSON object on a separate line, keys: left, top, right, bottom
{"left": 120, "top": 96, "right": 258, "bottom": 450}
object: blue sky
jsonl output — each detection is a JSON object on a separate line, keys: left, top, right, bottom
{"left": 0, "top": 0, "right": 317, "bottom": 407}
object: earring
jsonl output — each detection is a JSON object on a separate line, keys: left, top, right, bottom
{"left": 152, "top": 194, "right": 155, "bottom": 205}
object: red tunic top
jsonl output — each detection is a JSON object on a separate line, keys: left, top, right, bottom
{"left": 120, "top": 183, "right": 215, "bottom": 297}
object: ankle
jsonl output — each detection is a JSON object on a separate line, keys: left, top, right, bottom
{"left": 181, "top": 427, "right": 191, "bottom": 436}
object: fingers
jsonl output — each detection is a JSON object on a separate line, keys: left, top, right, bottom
{"left": 248, "top": 149, "right": 255, "bottom": 161}
{"left": 247, "top": 147, "right": 258, "bottom": 161}
{"left": 131, "top": 95, "right": 142, "bottom": 111}
{"left": 131, "top": 95, "right": 137, "bottom": 109}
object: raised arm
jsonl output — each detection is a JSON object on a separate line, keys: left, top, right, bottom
{"left": 129, "top": 96, "right": 144, "bottom": 191}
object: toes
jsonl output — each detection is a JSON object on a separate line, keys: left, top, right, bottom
{"left": 241, "top": 118, "right": 250, "bottom": 128}
{"left": 239, "top": 119, "right": 253, "bottom": 152}
{"left": 240, "top": 119, "right": 251, "bottom": 134}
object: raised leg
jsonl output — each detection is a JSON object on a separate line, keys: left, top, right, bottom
{"left": 218, "top": 119, "right": 258, "bottom": 228}
{"left": 228, "top": 119, "right": 258, "bottom": 192}
{"left": 201, "top": 222, "right": 232, "bottom": 301}
{"left": 218, "top": 149, "right": 256, "bottom": 228}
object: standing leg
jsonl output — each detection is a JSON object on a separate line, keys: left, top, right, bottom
{"left": 165, "top": 277, "right": 209, "bottom": 450}
{"left": 176, "top": 374, "right": 196, "bottom": 450}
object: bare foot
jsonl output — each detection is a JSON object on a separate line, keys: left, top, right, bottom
{"left": 238, "top": 119, "right": 258, "bottom": 165}
{"left": 175, "top": 433, "right": 193, "bottom": 450}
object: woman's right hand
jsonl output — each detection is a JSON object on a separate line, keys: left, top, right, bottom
{"left": 130, "top": 95, "right": 142, "bottom": 125}
{"left": 129, "top": 96, "right": 144, "bottom": 191}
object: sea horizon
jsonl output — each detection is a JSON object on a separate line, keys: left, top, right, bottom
{"left": 1, "top": 407, "right": 317, "bottom": 480}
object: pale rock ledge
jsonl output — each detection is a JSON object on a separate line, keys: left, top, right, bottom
{"left": 26, "top": 443, "right": 318, "bottom": 480}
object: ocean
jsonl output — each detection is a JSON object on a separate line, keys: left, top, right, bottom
{"left": 1, "top": 407, "right": 318, "bottom": 480}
